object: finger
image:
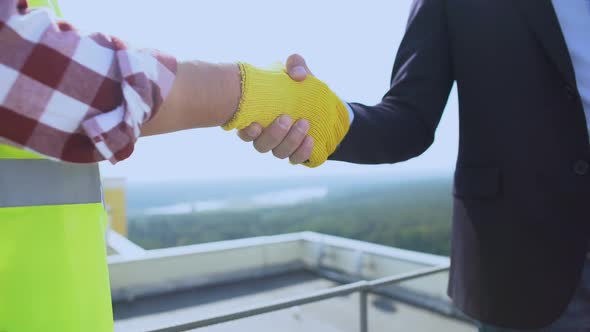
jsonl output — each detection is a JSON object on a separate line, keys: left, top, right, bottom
{"left": 237, "top": 123, "right": 263, "bottom": 142}
{"left": 272, "top": 119, "right": 310, "bottom": 159}
{"left": 290, "top": 135, "right": 314, "bottom": 164}
{"left": 286, "top": 53, "right": 314, "bottom": 81}
{"left": 253, "top": 115, "right": 293, "bottom": 153}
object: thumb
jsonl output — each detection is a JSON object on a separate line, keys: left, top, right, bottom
{"left": 286, "top": 53, "right": 314, "bottom": 82}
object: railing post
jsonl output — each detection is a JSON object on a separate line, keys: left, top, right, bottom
{"left": 148, "top": 266, "right": 449, "bottom": 332}
{"left": 360, "top": 290, "right": 368, "bottom": 332}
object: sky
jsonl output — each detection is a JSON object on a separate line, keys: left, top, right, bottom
{"left": 59, "top": 0, "right": 459, "bottom": 183}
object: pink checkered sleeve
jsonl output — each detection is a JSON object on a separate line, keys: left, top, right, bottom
{"left": 0, "top": 1, "right": 177, "bottom": 163}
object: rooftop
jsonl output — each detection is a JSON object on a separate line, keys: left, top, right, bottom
{"left": 107, "top": 232, "right": 476, "bottom": 332}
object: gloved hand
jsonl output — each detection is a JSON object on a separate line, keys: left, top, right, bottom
{"left": 223, "top": 63, "right": 350, "bottom": 167}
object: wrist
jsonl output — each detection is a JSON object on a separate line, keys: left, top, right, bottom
{"left": 220, "top": 62, "right": 242, "bottom": 126}
{"left": 172, "top": 61, "right": 241, "bottom": 127}
{"left": 142, "top": 61, "right": 242, "bottom": 135}
{"left": 223, "top": 63, "right": 287, "bottom": 130}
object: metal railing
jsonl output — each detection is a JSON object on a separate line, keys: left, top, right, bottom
{"left": 147, "top": 265, "right": 450, "bottom": 332}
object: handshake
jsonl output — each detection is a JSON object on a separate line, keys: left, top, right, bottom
{"left": 224, "top": 55, "right": 350, "bottom": 167}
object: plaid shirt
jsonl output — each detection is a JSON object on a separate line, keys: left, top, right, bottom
{"left": 0, "top": 0, "right": 177, "bottom": 163}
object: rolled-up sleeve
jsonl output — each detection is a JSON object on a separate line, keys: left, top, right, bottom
{"left": 0, "top": 0, "right": 177, "bottom": 163}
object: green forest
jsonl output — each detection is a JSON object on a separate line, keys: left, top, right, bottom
{"left": 128, "top": 176, "right": 454, "bottom": 256}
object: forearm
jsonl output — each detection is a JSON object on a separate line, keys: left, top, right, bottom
{"left": 329, "top": 101, "right": 436, "bottom": 164}
{"left": 141, "top": 61, "right": 241, "bottom": 136}
{"left": 331, "top": 0, "right": 454, "bottom": 164}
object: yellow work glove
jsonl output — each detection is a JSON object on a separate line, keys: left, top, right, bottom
{"left": 223, "top": 63, "right": 350, "bottom": 168}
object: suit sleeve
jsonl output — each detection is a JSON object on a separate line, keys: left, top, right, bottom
{"left": 330, "top": 0, "right": 454, "bottom": 164}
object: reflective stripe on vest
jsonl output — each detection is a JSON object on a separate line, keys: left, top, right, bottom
{"left": 0, "top": 159, "right": 101, "bottom": 208}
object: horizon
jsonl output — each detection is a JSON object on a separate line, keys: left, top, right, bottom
{"left": 110, "top": 169, "right": 455, "bottom": 185}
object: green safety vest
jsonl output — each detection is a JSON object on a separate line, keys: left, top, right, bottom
{"left": 0, "top": 1, "right": 113, "bottom": 331}
{"left": 29, "top": 0, "right": 63, "bottom": 16}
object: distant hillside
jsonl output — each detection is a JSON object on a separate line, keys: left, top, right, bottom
{"left": 128, "top": 176, "right": 454, "bottom": 256}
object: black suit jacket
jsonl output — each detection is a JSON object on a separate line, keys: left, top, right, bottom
{"left": 330, "top": 0, "right": 590, "bottom": 329}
